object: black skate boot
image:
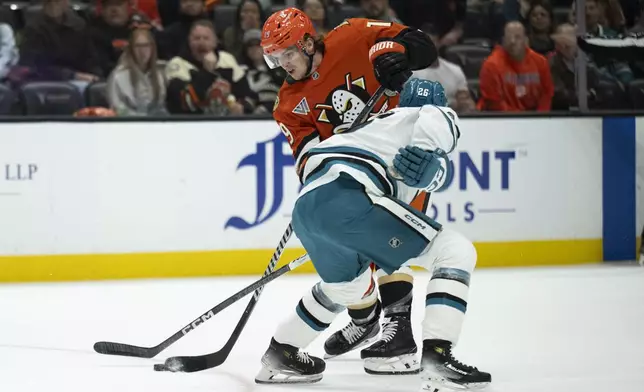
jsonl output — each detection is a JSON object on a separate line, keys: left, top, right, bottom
{"left": 324, "top": 317, "right": 380, "bottom": 359}
{"left": 360, "top": 315, "right": 420, "bottom": 375}
{"left": 255, "top": 338, "right": 326, "bottom": 384}
{"left": 324, "top": 301, "right": 381, "bottom": 359}
{"left": 420, "top": 339, "right": 491, "bottom": 391}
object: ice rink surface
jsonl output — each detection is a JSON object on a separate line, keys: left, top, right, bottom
{"left": 1, "top": 264, "right": 643, "bottom": 392}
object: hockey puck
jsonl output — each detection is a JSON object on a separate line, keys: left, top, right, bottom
{"left": 153, "top": 364, "right": 168, "bottom": 372}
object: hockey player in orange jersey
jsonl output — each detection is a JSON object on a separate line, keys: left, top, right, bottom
{"left": 257, "top": 8, "right": 438, "bottom": 381}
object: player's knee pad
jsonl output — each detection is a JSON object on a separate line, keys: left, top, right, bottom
{"left": 421, "top": 231, "right": 474, "bottom": 343}
{"left": 405, "top": 228, "right": 476, "bottom": 274}
{"left": 274, "top": 283, "right": 346, "bottom": 348}
{"left": 318, "top": 266, "right": 374, "bottom": 307}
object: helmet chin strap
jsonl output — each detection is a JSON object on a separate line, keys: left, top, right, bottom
{"left": 301, "top": 47, "right": 316, "bottom": 78}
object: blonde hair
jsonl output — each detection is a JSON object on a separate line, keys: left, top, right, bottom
{"left": 120, "top": 28, "right": 162, "bottom": 103}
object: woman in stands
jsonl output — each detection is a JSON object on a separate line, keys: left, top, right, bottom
{"left": 526, "top": 1, "right": 555, "bottom": 55}
{"left": 107, "top": 28, "right": 167, "bottom": 116}
{"left": 222, "top": 0, "right": 266, "bottom": 62}
{"left": 297, "top": 0, "right": 332, "bottom": 35}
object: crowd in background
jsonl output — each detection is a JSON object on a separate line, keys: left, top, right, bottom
{"left": 0, "top": 0, "right": 642, "bottom": 116}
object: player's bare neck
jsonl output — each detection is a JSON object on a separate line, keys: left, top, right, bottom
{"left": 310, "top": 52, "right": 324, "bottom": 74}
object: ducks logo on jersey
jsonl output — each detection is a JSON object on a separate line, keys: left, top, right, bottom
{"left": 315, "top": 73, "right": 390, "bottom": 134}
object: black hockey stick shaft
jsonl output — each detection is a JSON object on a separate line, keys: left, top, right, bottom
{"left": 354, "top": 85, "right": 386, "bottom": 125}
{"left": 94, "top": 224, "right": 295, "bottom": 359}
{"left": 156, "top": 86, "right": 389, "bottom": 373}
{"left": 154, "top": 253, "right": 310, "bottom": 372}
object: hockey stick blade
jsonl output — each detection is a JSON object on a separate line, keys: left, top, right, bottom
{"left": 154, "top": 254, "right": 310, "bottom": 373}
{"left": 93, "top": 341, "right": 162, "bottom": 358}
{"left": 94, "top": 225, "right": 294, "bottom": 359}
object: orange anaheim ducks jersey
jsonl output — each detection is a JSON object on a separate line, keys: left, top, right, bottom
{"left": 273, "top": 18, "right": 407, "bottom": 166}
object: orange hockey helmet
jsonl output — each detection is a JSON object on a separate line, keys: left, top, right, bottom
{"left": 261, "top": 7, "right": 317, "bottom": 69}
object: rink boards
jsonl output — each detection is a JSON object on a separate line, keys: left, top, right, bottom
{"left": 0, "top": 115, "right": 640, "bottom": 282}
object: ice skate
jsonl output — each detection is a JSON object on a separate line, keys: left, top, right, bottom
{"left": 255, "top": 338, "right": 325, "bottom": 384}
{"left": 420, "top": 339, "right": 491, "bottom": 391}
{"left": 361, "top": 315, "right": 420, "bottom": 375}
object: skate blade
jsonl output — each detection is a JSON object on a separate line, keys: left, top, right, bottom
{"left": 363, "top": 353, "right": 420, "bottom": 375}
{"left": 324, "top": 336, "right": 380, "bottom": 360}
{"left": 422, "top": 376, "right": 490, "bottom": 391}
{"left": 255, "top": 366, "right": 323, "bottom": 384}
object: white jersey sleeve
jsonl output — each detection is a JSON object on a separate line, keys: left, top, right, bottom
{"left": 409, "top": 105, "right": 461, "bottom": 155}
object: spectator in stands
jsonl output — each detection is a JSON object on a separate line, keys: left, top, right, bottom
{"left": 549, "top": 23, "right": 603, "bottom": 110}
{"left": 478, "top": 21, "right": 554, "bottom": 111}
{"left": 239, "top": 29, "right": 286, "bottom": 113}
{"left": 582, "top": 0, "right": 634, "bottom": 86}
{"left": 0, "top": 23, "right": 18, "bottom": 80}
{"left": 222, "top": 0, "right": 266, "bottom": 63}
{"left": 297, "top": 0, "right": 332, "bottom": 35}
{"left": 91, "top": 0, "right": 149, "bottom": 78}
{"left": 19, "top": 0, "right": 102, "bottom": 84}
{"left": 95, "top": 0, "right": 161, "bottom": 28}
{"left": 157, "top": 0, "right": 209, "bottom": 60}
{"left": 412, "top": 24, "right": 475, "bottom": 113}
{"left": 107, "top": 28, "right": 167, "bottom": 116}
{"left": 165, "top": 20, "right": 257, "bottom": 115}
{"left": 503, "top": 0, "right": 532, "bottom": 25}
{"left": 133, "top": 0, "right": 161, "bottom": 28}
{"left": 360, "top": 0, "right": 402, "bottom": 24}
{"left": 570, "top": 0, "right": 625, "bottom": 33}
{"left": 389, "top": 0, "right": 465, "bottom": 46}
{"left": 526, "top": 1, "right": 556, "bottom": 55}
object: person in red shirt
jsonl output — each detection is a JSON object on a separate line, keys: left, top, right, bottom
{"left": 478, "top": 21, "right": 554, "bottom": 112}
{"left": 256, "top": 8, "right": 438, "bottom": 383}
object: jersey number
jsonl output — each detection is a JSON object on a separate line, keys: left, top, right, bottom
{"left": 366, "top": 21, "right": 393, "bottom": 28}
{"left": 279, "top": 123, "right": 294, "bottom": 145}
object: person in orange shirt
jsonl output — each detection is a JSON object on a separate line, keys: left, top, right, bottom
{"left": 478, "top": 21, "right": 554, "bottom": 112}
{"left": 256, "top": 8, "right": 438, "bottom": 383}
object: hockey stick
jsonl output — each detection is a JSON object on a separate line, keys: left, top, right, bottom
{"left": 154, "top": 86, "right": 390, "bottom": 373}
{"left": 93, "top": 224, "right": 295, "bottom": 359}
{"left": 147, "top": 253, "right": 310, "bottom": 372}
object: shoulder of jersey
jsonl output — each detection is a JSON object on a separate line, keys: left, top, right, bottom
{"left": 328, "top": 18, "right": 363, "bottom": 37}
{"left": 273, "top": 86, "right": 299, "bottom": 116}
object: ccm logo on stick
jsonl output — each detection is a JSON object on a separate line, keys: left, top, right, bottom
{"left": 182, "top": 311, "right": 215, "bottom": 334}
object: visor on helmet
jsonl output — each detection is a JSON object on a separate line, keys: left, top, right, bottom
{"left": 263, "top": 45, "right": 300, "bottom": 69}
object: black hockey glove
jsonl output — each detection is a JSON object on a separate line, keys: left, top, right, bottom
{"left": 369, "top": 41, "right": 413, "bottom": 93}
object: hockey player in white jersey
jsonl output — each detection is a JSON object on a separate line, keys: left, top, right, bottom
{"left": 255, "top": 78, "right": 491, "bottom": 391}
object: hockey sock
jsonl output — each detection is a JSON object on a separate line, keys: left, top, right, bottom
{"left": 274, "top": 282, "right": 344, "bottom": 348}
{"left": 424, "top": 267, "right": 470, "bottom": 343}
{"left": 376, "top": 270, "right": 413, "bottom": 318}
{"left": 347, "top": 272, "right": 380, "bottom": 325}
{"left": 348, "top": 300, "right": 381, "bottom": 326}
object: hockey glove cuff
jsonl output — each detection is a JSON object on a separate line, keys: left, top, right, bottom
{"left": 392, "top": 145, "right": 450, "bottom": 192}
{"left": 369, "top": 41, "right": 412, "bottom": 93}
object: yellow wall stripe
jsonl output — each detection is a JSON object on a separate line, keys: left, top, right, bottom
{"left": 0, "top": 239, "right": 604, "bottom": 283}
